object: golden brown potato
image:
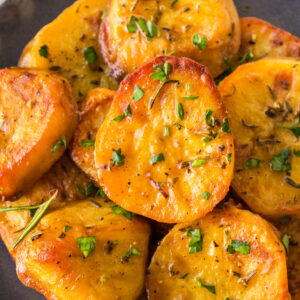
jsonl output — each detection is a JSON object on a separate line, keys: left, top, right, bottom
{"left": 95, "top": 56, "right": 234, "bottom": 223}
{"left": 18, "top": 0, "right": 118, "bottom": 101}
{"left": 100, "top": 0, "right": 241, "bottom": 79}
{"left": 0, "top": 68, "right": 77, "bottom": 199}
{"left": 275, "top": 217, "right": 300, "bottom": 299}
{"left": 147, "top": 206, "right": 289, "bottom": 299}
{"left": 219, "top": 58, "right": 300, "bottom": 219}
{"left": 16, "top": 200, "right": 150, "bottom": 300}
{"left": 69, "top": 88, "right": 115, "bottom": 182}
{"left": 239, "top": 17, "right": 300, "bottom": 61}
{"left": 0, "top": 155, "right": 90, "bottom": 251}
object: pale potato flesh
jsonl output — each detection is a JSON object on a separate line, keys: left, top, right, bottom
{"left": 100, "top": 0, "right": 240, "bottom": 79}
{"left": 0, "top": 68, "right": 77, "bottom": 199}
{"left": 147, "top": 206, "right": 289, "bottom": 300}
{"left": 18, "top": 0, "right": 118, "bottom": 101}
{"left": 239, "top": 17, "right": 300, "bottom": 61}
{"left": 0, "top": 155, "right": 151, "bottom": 300}
{"left": 95, "top": 56, "right": 234, "bottom": 223}
{"left": 69, "top": 88, "right": 115, "bottom": 182}
{"left": 219, "top": 58, "right": 300, "bottom": 219}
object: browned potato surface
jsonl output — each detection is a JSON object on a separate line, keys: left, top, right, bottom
{"left": 147, "top": 206, "right": 289, "bottom": 299}
{"left": 239, "top": 17, "right": 300, "bottom": 61}
{"left": 275, "top": 217, "right": 300, "bottom": 299}
{"left": 0, "top": 155, "right": 151, "bottom": 299}
{"left": 219, "top": 58, "right": 300, "bottom": 219}
{"left": 95, "top": 56, "right": 234, "bottom": 223}
{"left": 100, "top": 0, "right": 240, "bottom": 79}
{"left": 69, "top": 88, "right": 115, "bottom": 182}
{"left": 0, "top": 68, "right": 77, "bottom": 199}
{"left": 18, "top": 0, "right": 118, "bottom": 101}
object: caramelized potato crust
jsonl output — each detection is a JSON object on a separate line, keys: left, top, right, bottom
{"left": 0, "top": 68, "right": 77, "bottom": 198}
{"left": 239, "top": 17, "right": 300, "bottom": 61}
{"left": 95, "top": 56, "right": 234, "bottom": 223}
{"left": 219, "top": 58, "right": 300, "bottom": 219}
{"left": 100, "top": 0, "right": 240, "bottom": 79}
{"left": 18, "top": 0, "right": 118, "bottom": 100}
{"left": 147, "top": 206, "right": 289, "bottom": 300}
{"left": 69, "top": 88, "right": 115, "bottom": 182}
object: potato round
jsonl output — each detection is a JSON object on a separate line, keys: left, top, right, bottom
{"left": 0, "top": 68, "right": 77, "bottom": 198}
{"left": 18, "top": 0, "right": 118, "bottom": 101}
{"left": 275, "top": 217, "right": 300, "bottom": 299}
{"left": 219, "top": 58, "right": 300, "bottom": 218}
{"left": 147, "top": 206, "right": 289, "bottom": 300}
{"left": 16, "top": 199, "right": 150, "bottom": 300}
{"left": 100, "top": 0, "right": 240, "bottom": 79}
{"left": 95, "top": 56, "right": 234, "bottom": 223}
{"left": 70, "top": 88, "right": 115, "bottom": 182}
{"left": 239, "top": 17, "right": 300, "bottom": 61}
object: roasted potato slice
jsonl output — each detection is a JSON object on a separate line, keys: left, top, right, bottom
{"left": 100, "top": 0, "right": 240, "bottom": 79}
{"left": 0, "top": 155, "right": 91, "bottom": 251}
{"left": 69, "top": 88, "right": 115, "bottom": 182}
{"left": 18, "top": 0, "right": 118, "bottom": 101}
{"left": 95, "top": 56, "right": 234, "bottom": 223}
{"left": 15, "top": 199, "right": 150, "bottom": 300}
{"left": 219, "top": 58, "right": 300, "bottom": 219}
{"left": 147, "top": 206, "right": 289, "bottom": 300}
{"left": 275, "top": 217, "right": 300, "bottom": 299}
{"left": 0, "top": 68, "right": 77, "bottom": 199}
{"left": 239, "top": 17, "right": 300, "bottom": 61}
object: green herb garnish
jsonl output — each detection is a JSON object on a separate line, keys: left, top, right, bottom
{"left": 227, "top": 240, "right": 250, "bottom": 255}
{"left": 64, "top": 225, "right": 71, "bottom": 232}
{"left": 39, "top": 44, "right": 49, "bottom": 58}
{"left": 132, "top": 85, "right": 144, "bottom": 102}
{"left": 177, "top": 102, "right": 184, "bottom": 120}
{"left": 164, "top": 126, "right": 170, "bottom": 136}
{"left": 100, "top": 276, "right": 109, "bottom": 285}
{"left": 277, "top": 117, "right": 300, "bottom": 139}
{"left": 281, "top": 233, "right": 289, "bottom": 254}
{"left": 227, "top": 153, "right": 232, "bottom": 164}
{"left": 243, "top": 158, "right": 264, "bottom": 170}
{"left": 205, "top": 109, "right": 215, "bottom": 127}
{"left": 196, "top": 278, "right": 216, "bottom": 294}
{"left": 181, "top": 95, "right": 199, "bottom": 100}
{"left": 51, "top": 136, "right": 66, "bottom": 152}
{"left": 122, "top": 247, "right": 141, "bottom": 261}
{"left": 187, "top": 228, "right": 204, "bottom": 254}
{"left": 83, "top": 46, "right": 97, "bottom": 64}
{"left": 76, "top": 182, "right": 96, "bottom": 197}
{"left": 270, "top": 148, "right": 291, "bottom": 172}
{"left": 151, "top": 153, "right": 165, "bottom": 164}
{"left": 192, "top": 158, "right": 206, "bottom": 167}
{"left": 126, "top": 16, "right": 137, "bottom": 33}
{"left": 170, "top": 0, "right": 178, "bottom": 8}
{"left": 294, "top": 150, "right": 300, "bottom": 157}
{"left": 77, "top": 236, "right": 97, "bottom": 258}
{"left": 280, "top": 216, "right": 291, "bottom": 224}
{"left": 111, "top": 148, "right": 125, "bottom": 166}
{"left": 192, "top": 34, "right": 208, "bottom": 50}
{"left": 101, "top": 9, "right": 108, "bottom": 19}
{"left": 80, "top": 139, "right": 95, "bottom": 147}
{"left": 200, "top": 191, "right": 211, "bottom": 200}
{"left": 222, "top": 117, "right": 231, "bottom": 133}
{"left": 111, "top": 205, "right": 133, "bottom": 220}
{"left": 239, "top": 50, "right": 254, "bottom": 64}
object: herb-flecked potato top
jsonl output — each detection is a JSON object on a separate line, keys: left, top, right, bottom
{"left": 100, "top": 0, "right": 241, "bottom": 79}
{"left": 18, "top": 0, "right": 118, "bottom": 101}
{"left": 219, "top": 58, "right": 300, "bottom": 219}
{"left": 0, "top": 68, "right": 77, "bottom": 199}
{"left": 95, "top": 56, "right": 234, "bottom": 223}
{"left": 147, "top": 206, "right": 289, "bottom": 300}
{"left": 69, "top": 88, "right": 115, "bottom": 182}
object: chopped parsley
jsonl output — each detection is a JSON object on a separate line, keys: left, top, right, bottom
{"left": 77, "top": 236, "right": 97, "bottom": 258}
{"left": 95, "top": 187, "right": 107, "bottom": 198}
{"left": 270, "top": 148, "right": 291, "bottom": 172}
{"left": 64, "top": 225, "right": 71, "bottom": 232}
{"left": 170, "top": 0, "right": 178, "bottom": 8}
{"left": 239, "top": 50, "right": 254, "bottom": 64}
{"left": 280, "top": 216, "right": 291, "bottom": 224}
{"left": 281, "top": 233, "right": 289, "bottom": 254}
{"left": 164, "top": 126, "right": 170, "bottom": 136}
{"left": 100, "top": 276, "right": 109, "bottom": 285}
{"left": 80, "top": 139, "right": 95, "bottom": 147}
{"left": 150, "top": 62, "right": 171, "bottom": 82}
{"left": 122, "top": 247, "right": 141, "bottom": 261}
{"left": 192, "top": 158, "right": 206, "bottom": 167}
{"left": 196, "top": 278, "right": 216, "bottom": 294}
{"left": 181, "top": 95, "right": 199, "bottom": 100}
{"left": 187, "top": 228, "right": 204, "bottom": 254}
{"left": 177, "top": 102, "right": 184, "bottom": 120}
{"left": 51, "top": 136, "right": 66, "bottom": 152}
{"left": 132, "top": 85, "right": 144, "bottom": 102}
{"left": 126, "top": 16, "right": 158, "bottom": 41}
{"left": 111, "top": 148, "right": 125, "bottom": 166}
{"left": 277, "top": 117, "right": 300, "bottom": 139}
{"left": 83, "top": 46, "right": 97, "bottom": 64}
{"left": 151, "top": 153, "right": 165, "bottom": 164}
{"left": 113, "top": 114, "right": 125, "bottom": 123}
{"left": 126, "top": 16, "right": 137, "bottom": 33}
{"left": 205, "top": 109, "right": 215, "bottom": 127}
{"left": 200, "top": 191, "right": 211, "bottom": 200}
{"left": 180, "top": 273, "right": 189, "bottom": 279}
{"left": 76, "top": 182, "right": 96, "bottom": 197}
{"left": 227, "top": 153, "right": 232, "bottom": 164}
{"left": 174, "top": 122, "right": 184, "bottom": 128}
{"left": 222, "top": 117, "right": 231, "bottom": 133}
{"left": 111, "top": 205, "right": 133, "bottom": 220}
{"left": 38, "top": 44, "right": 49, "bottom": 58}
{"left": 243, "top": 158, "right": 264, "bottom": 170}
{"left": 227, "top": 240, "right": 250, "bottom": 255}
{"left": 192, "top": 34, "right": 208, "bottom": 51}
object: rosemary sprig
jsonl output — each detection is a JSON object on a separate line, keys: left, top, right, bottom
{"left": 0, "top": 204, "right": 41, "bottom": 213}
{"left": 11, "top": 191, "right": 58, "bottom": 249}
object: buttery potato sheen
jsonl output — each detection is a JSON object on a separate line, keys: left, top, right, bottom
{"left": 70, "top": 88, "right": 115, "bottom": 182}
{"left": 219, "top": 58, "right": 300, "bottom": 218}
{"left": 147, "top": 206, "right": 289, "bottom": 300}
{"left": 100, "top": 0, "right": 241, "bottom": 79}
{"left": 0, "top": 68, "right": 77, "bottom": 198}
{"left": 95, "top": 56, "right": 234, "bottom": 223}
{"left": 18, "top": 0, "right": 118, "bottom": 100}
{"left": 239, "top": 17, "right": 300, "bottom": 61}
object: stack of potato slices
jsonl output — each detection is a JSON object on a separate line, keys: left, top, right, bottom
{"left": 0, "top": 0, "right": 299, "bottom": 299}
